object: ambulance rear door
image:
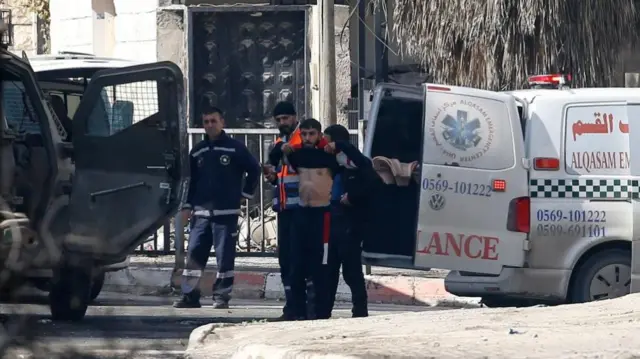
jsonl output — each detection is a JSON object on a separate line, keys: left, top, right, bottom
{"left": 414, "top": 84, "right": 529, "bottom": 275}
{"left": 627, "top": 101, "right": 640, "bottom": 292}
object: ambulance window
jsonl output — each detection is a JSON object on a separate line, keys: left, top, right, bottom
{"left": 563, "top": 105, "right": 629, "bottom": 176}
{"left": 370, "top": 97, "right": 423, "bottom": 163}
{"left": 423, "top": 94, "right": 515, "bottom": 170}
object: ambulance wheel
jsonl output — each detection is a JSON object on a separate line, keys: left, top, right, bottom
{"left": 90, "top": 272, "right": 105, "bottom": 301}
{"left": 570, "top": 248, "right": 631, "bottom": 303}
{"left": 49, "top": 265, "right": 91, "bottom": 321}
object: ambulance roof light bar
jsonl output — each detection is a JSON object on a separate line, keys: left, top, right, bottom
{"left": 527, "top": 74, "right": 572, "bottom": 90}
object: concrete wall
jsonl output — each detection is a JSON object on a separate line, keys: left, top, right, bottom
{"left": 49, "top": 0, "right": 157, "bottom": 62}
{"left": 308, "top": 4, "right": 351, "bottom": 126}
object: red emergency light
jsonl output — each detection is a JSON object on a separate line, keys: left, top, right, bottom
{"left": 527, "top": 74, "right": 572, "bottom": 89}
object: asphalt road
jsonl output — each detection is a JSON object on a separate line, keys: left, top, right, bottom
{"left": 0, "top": 291, "right": 448, "bottom": 358}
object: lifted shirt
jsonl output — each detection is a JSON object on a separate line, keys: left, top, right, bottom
{"left": 271, "top": 145, "right": 339, "bottom": 208}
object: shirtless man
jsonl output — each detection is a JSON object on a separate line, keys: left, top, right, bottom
{"left": 270, "top": 118, "right": 339, "bottom": 320}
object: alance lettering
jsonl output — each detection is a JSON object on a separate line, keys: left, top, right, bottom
{"left": 417, "top": 232, "right": 500, "bottom": 260}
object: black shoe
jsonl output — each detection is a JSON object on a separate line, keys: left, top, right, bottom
{"left": 352, "top": 308, "right": 368, "bottom": 318}
{"left": 173, "top": 295, "right": 201, "bottom": 308}
{"left": 271, "top": 313, "right": 296, "bottom": 322}
{"left": 212, "top": 301, "right": 229, "bottom": 309}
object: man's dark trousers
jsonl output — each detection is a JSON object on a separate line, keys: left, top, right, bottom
{"left": 277, "top": 210, "right": 296, "bottom": 317}
{"left": 290, "top": 207, "right": 331, "bottom": 320}
{"left": 320, "top": 204, "right": 368, "bottom": 318}
{"left": 182, "top": 214, "right": 238, "bottom": 305}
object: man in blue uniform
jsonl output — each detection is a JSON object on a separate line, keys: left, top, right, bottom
{"left": 174, "top": 106, "right": 260, "bottom": 309}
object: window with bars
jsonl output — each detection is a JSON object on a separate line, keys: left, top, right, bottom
{"left": 86, "top": 80, "right": 159, "bottom": 137}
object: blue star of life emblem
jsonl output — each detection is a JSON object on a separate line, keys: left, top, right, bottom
{"left": 441, "top": 110, "right": 482, "bottom": 151}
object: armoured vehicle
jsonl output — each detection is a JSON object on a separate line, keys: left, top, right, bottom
{"left": 0, "top": 13, "right": 188, "bottom": 321}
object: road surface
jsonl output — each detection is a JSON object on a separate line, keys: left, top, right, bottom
{"left": 1, "top": 291, "right": 448, "bottom": 358}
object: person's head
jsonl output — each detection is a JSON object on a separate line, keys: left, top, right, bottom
{"left": 202, "top": 105, "right": 224, "bottom": 139}
{"left": 299, "top": 118, "right": 322, "bottom": 147}
{"left": 272, "top": 101, "right": 297, "bottom": 136}
{"left": 323, "top": 124, "right": 350, "bottom": 144}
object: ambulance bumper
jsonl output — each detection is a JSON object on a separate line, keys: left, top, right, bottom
{"left": 444, "top": 267, "right": 572, "bottom": 303}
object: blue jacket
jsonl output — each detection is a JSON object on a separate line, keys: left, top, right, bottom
{"left": 182, "top": 131, "right": 260, "bottom": 217}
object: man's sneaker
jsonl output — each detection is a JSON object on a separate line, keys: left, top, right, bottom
{"left": 172, "top": 295, "right": 201, "bottom": 308}
{"left": 212, "top": 301, "right": 229, "bottom": 309}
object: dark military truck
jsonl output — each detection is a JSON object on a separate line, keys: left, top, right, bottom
{"left": 0, "top": 13, "right": 188, "bottom": 321}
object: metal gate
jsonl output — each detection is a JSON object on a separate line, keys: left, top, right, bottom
{"left": 187, "top": 6, "right": 309, "bottom": 128}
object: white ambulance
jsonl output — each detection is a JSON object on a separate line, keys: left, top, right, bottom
{"left": 363, "top": 75, "right": 637, "bottom": 305}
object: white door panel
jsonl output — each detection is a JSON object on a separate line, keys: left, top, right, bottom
{"left": 414, "top": 84, "right": 528, "bottom": 275}
{"left": 627, "top": 102, "right": 640, "bottom": 293}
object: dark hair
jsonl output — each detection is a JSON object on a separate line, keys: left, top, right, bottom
{"left": 202, "top": 104, "right": 223, "bottom": 117}
{"left": 272, "top": 101, "right": 296, "bottom": 117}
{"left": 299, "top": 118, "right": 321, "bottom": 131}
{"left": 324, "top": 124, "right": 350, "bottom": 143}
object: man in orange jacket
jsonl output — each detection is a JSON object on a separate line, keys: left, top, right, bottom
{"left": 264, "top": 101, "right": 302, "bottom": 320}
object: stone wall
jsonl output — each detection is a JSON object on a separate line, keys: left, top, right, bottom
{"left": 1, "top": 0, "right": 40, "bottom": 54}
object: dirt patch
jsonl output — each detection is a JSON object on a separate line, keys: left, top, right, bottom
{"left": 186, "top": 294, "right": 640, "bottom": 359}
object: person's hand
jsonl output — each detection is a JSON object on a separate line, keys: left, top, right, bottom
{"left": 282, "top": 143, "right": 293, "bottom": 155}
{"left": 325, "top": 142, "right": 337, "bottom": 154}
{"left": 262, "top": 164, "right": 277, "bottom": 182}
{"left": 180, "top": 209, "right": 192, "bottom": 223}
{"left": 266, "top": 172, "right": 277, "bottom": 182}
{"left": 340, "top": 193, "right": 351, "bottom": 206}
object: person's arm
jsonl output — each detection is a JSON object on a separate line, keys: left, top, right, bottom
{"left": 268, "top": 141, "right": 284, "bottom": 167}
{"left": 334, "top": 141, "right": 372, "bottom": 170}
{"left": 238, "top": 143, "right": 261, "bottom": 200}
{"left": 182, "top": 148, "right": 198, "bottom": 211}
{"left": 285, "top": 150, "right": 301, "bottom": 171}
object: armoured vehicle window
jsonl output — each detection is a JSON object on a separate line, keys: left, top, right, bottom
{"left": 2, "top": 79, "right": 39, "bottom": 135}
{"left": 87, "top": 80, "right": 159, "bottom": 137}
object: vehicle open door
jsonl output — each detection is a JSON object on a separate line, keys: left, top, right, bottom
{"left": 67, "top": 62, "right": 188, "bottom": 264}
{"left": 413, "top": 84, "right": 529, "bottom": 275}
{"left": 362, "top": 83, "right": 425, "bottom": 269}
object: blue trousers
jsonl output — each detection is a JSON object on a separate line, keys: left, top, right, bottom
{"left": 182, "top": 215, "right": 238, "bottom": 303}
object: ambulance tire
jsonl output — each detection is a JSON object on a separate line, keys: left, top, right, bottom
{"left": 49, "top": 265, "right": 91, "bottom": 322}
{"left": 569, "top": 248, "right": 631, "bottom": 304}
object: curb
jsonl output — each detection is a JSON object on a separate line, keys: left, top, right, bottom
{"left": 104, "top": 267, "right": 479, "bottom": 306}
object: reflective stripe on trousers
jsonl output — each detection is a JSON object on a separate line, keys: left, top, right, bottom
{"left": 181, "top": 215, "right": 239, "bottom": 302}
